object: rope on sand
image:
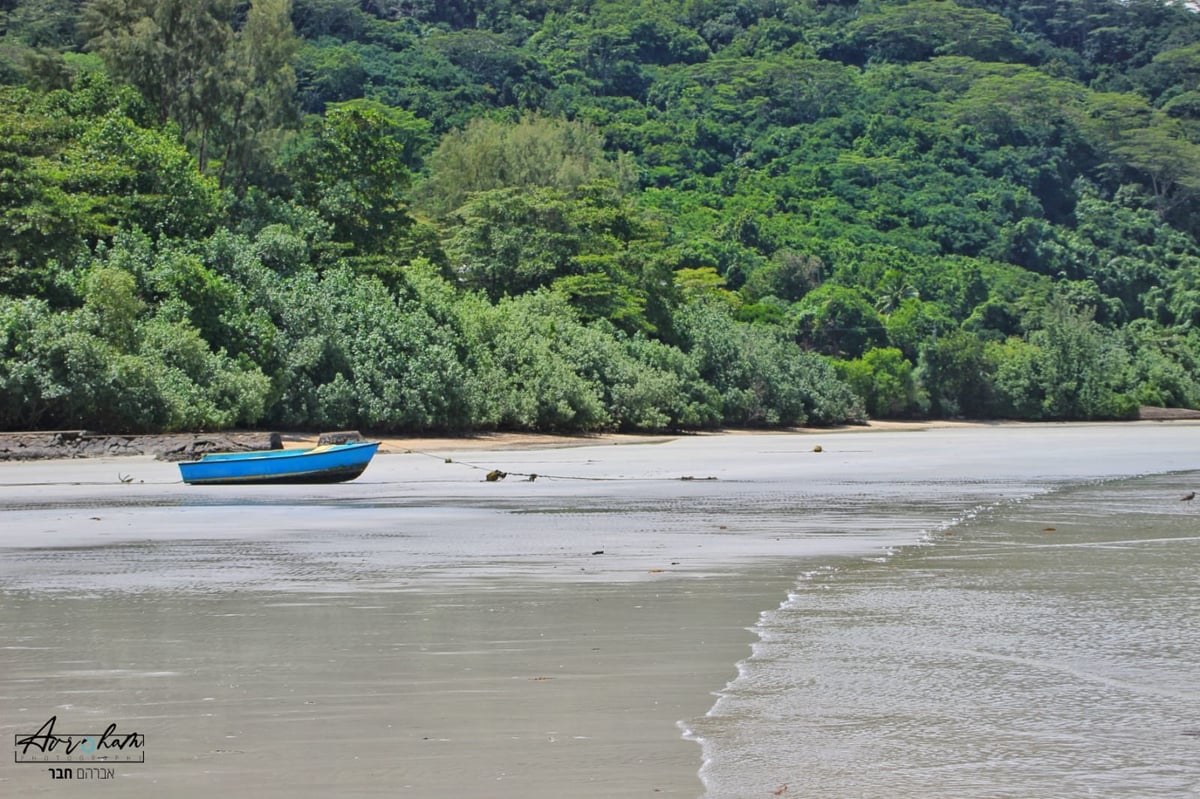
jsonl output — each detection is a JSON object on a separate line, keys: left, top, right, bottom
{"left": 401, "top": 448, "right": 717, "bottom": 483}
{"left": 0, "top": 478, "right": 180, "bottom": 487}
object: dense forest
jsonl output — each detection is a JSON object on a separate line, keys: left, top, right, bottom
{"left": 3, "top": 0, "right": 1200, "bottom": 434}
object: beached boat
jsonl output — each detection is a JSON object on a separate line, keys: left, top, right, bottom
{"left": 178, "top": 441, "right": 380, "bottom": 485}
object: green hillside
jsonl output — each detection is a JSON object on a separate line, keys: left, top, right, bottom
{"left": 3, "top": 0, "right": 1200, "bottom": 433}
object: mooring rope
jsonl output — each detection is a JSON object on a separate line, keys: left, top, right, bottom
{"left": 400, "top": 447, "right": 716, "bottom": 482}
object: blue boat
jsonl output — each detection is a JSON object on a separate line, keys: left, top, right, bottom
{"left": 179, "top": 441, "right": 380, "bottom": 485}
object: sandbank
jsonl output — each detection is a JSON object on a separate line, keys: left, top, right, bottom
{"left": 294, "top": 418, "right": 1012, "bottom": 456}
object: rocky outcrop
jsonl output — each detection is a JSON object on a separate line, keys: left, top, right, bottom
{"left": 0, "top": 431, "right": 282, "bottom": 461}
{"left": 316, "top": 430, "right": 365, "bottom": 445}
{"left": 1138, "top": 406, "right": 1200, "bottom": 420}
{"left": 154, "top": 432, "right": 283, "bottom": 461}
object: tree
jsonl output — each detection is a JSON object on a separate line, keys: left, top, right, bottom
{"left": 846, "top": 0, "right": 1017, "bottom": 64}
{"left": 1110, "top": 124, "right": 1200, "bottom": 220}
{"left": 873, "top": 268, "right": 919, "bottom": 315}
{"left": 741, "top": 249, "right": 825, "bottom": 303}
{"left": 81, "top": 265, "right": 144, "bottom": 352}
{"left": 74, "top": 111, "right": 223, "bottom": 238}
{"left": 885, "top": 298, "right": 954, "bottom": 361}
{"left": 458, "top": 290, "right": 610, "bottom": 431}
{"left": 1030, "top": 298, "right": 1135, "bottom": 419}
{"left": 418, "top": 112, "right": 635, "bottom": 218}
{"left": 445, "top": 186, "right": 582, "bottom": 299}
{"left": 83, "top": 0, "right": 299, "bottom": 183}
{"left": 5, "top": 0, "right": 81, "bottom": 49}
{"left": 284, "top": 99, "right": 423, "bottom": 254}
{"left": 83, "top": 0, "right": 234, "bottom": 169}
{"left": 216, "top": 0, "right": 300, "bottom": 192}
{"left": 0, "top": 86, "right": 96, "bottom": 295}
{"left": 676, "top": 299, "right": 863, "bottom": 427}
{"left": 791, "top": 284, "right": 886, "bottom": 359}
{"left": 444, "top": 181, "right": 654, "bottom": 308}
{"left": 837, "top": 347, "right": 923, "bottom": 419}
{"left": 948, "top": 67, "right": 1084, "bottom": 147}
{"left": 0, "top": 79, "right": 220, "bottom": 296}
{"left": 1081, "top": 91, "right": 1200, "bottom": 219}
{"left": 294, "top": 42, "right": 368, "bottom": 112}
{"left": 916, "top": 329, "right": 993, "bottom": 417}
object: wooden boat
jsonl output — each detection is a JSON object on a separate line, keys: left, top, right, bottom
{"left": 179, "top": 441, "right": 380, "bottom": 485}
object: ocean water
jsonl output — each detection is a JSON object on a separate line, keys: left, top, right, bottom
{"left": 689, "top": 472, "right": 1200, "bottom": 798}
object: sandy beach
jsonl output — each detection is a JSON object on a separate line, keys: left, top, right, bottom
{"left": 2, "top": 421, "right": 1199, "bottom": 797}
{"left": 283, "top": 418, "right": 999, "bottom": 455}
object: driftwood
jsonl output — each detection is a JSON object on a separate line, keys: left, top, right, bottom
{"left": 0, "top": 430, "right": 282, "bottom": 462}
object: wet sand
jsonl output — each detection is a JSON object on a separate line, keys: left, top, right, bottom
{"left": 2, "top": 422, "right": 1199, "bottom": 797}
{"left": 1, "top": 574, "right": 793, "bottom": 797}
{"left": 0, "top": 432, "right": 840, "bottom": 798}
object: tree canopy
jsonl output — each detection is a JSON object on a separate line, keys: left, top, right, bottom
{"left": 3, "top": 0, "right": 1200, "bottom": 433}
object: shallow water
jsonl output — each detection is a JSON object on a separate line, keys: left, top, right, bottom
{"left": 690, "top": 473, "right": 1200, "bottom": 798}
{"left": 2, "top": 424, "right": 1199, "bottom": 797}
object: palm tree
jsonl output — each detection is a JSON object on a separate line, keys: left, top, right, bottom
{"left": 874, "top": 268, "right": 919, "bottom": 315}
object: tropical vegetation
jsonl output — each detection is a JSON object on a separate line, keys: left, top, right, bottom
{"left": 2, "top": 0, "right": 1200, "bottom": 433}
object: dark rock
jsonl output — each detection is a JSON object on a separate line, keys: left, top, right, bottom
{"left": 1138, "top": 405, "right": 1200, "bottom": 420}
{"left": 0, "top": 431, "right": 282, "bottom": 461}
{"left": 154, "top": 433, "right": 282, "bottom": 462}
{"left": 317, "top": 430, "right": 365, "bottom": 445}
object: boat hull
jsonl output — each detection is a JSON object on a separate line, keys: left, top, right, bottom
{"left": 179, "top": 442, "right": 380, "bottom": 485}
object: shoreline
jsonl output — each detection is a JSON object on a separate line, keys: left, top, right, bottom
{"left": 182, "top": 413, "right": 1200, "bottom": 455}
{"left": 171, "top": 414, "right": 1200, "bottom": 457}
{"left": 3, "top": 408, "right": 1199, "bottom": 461}
{"left": 333, "top": 419, "right": 1003, "bottom": 455}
